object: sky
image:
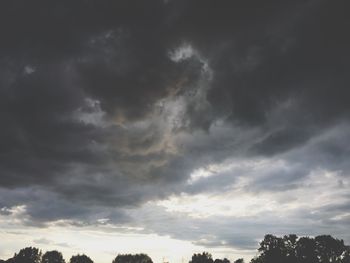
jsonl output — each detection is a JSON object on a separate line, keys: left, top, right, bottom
{"left": 0, "top": 0, "right": 350, "bottom": 262}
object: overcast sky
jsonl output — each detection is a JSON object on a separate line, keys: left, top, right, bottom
{"left": 0, "top": 0, "right": 350, "bottom": 262}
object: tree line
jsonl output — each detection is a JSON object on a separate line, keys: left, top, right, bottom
{"left": 0, "top": 250, "right": 153, "bottom": 263}
{"left": 1, "top": 234, "right": 349, "bottom": 263}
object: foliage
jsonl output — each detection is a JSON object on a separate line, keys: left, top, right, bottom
{"left": 189, "top": 252, "right": 214, "bottom": 263}
{"left": 214, "top": 258, "right": 231, "bottom": 263}
{"left": 112, "top": 254, "right": 153, "bottom": 263}
{"left": 12, "top": 247, "right": 42, "bottom": 263}
{"left": 42, "top": 251, "right": 65, "bottom": 263}
{"left": 252, "top": 234, "right": 349, "bottom": 263}
{"left": 0, "top": 235, "right": 349, "bottom": 263}
{"left": 69, "top": 255, "right": 93, "bottom": 263}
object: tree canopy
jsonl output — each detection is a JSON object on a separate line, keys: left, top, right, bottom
{"left": 11, "top": 247, "right": 42, "bottom": 263}
{"left": 190, "top": 252, "right": 234, "bottom": 263}
{"left": 112, "top": 254, "right": 153, "bottom": 263}
{"left": 252, "top": 234, "right": 350, "bottom": 263}
{"left": 0, "top": 235, "right": 349, "bottom": 263}
{"left": 69, "top": 255, "right": 93, "bottom": 263}
{"left": 214, "top": 258, "right": 231, "bottom": 263}
{"left": 190, "top": 252, "right": 214, "bottom": 263}
{"left": 42, "top": 251, "right": 65, "bottom": 263}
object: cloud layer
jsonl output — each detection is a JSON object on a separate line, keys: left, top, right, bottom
{"left": 0, "top": 0, "right": 349, "bottom": 256}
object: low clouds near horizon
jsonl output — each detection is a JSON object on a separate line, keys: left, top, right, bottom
{"left": 0, "top": 0, "right": 350, "bottom": 260}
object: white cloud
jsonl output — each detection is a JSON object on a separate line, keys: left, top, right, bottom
{"left": 169, "top": 44, "right": 196, "bottom": 62}
{"left": 23, "top": 65, "right": 36, "bottom": 75}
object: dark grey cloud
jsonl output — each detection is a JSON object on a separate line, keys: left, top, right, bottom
{"left": 0, "top": 0, "right": 349, "bottom": 253}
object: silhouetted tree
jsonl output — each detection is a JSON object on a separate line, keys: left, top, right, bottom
{"left": 214, "top": 258, "right": 230, "bottom": 263}
{"left": 295, "top": 237, "right": 318, "bottom": 263}
{"left": 189, "top": 253, "right": 213, "bottom": 263}
{"left": 3, "top": 235, "right": 350, "bottom": 263}
{"left": 255, "top": 234, "right": 287, "bottom": 262}
{"left": 12, "top": 247, "right": 42, "bottom": 263}
{"left": 250, "top": 257, "right": 262, "bottom": 263}
{"left": 69, "top": 255, "right": 93, "bottom": 263}
{"left": 251, "top": 234, "right": 350, "bottom": 263}
{"left": 342, "top": 247, "right": 350, "bottom": 263}
{"left": 315, "top": 235, "right": 345, "bottom": 263}
{"left": 42, "top": 251, "right": 65, "bottom": 263}
{"left": 283, "top": 234, "right": 298, "bottom": 263}
{"left": 112, "top": 254, "right": 153, "bottom": 263}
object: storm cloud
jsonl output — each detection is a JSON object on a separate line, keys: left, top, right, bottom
{"left": 0, "top": 0, "right": 349, "bottom": 256}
